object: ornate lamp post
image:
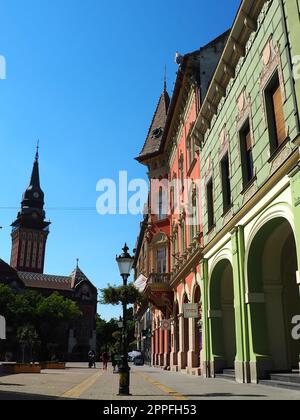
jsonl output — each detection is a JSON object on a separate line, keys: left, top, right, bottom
{"left": 116, "top": 243, "right": 134, "bottom": 396}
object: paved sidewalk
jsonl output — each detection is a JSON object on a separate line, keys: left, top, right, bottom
{"left": 0, "top": 363, "right": 299, "bottom": 400}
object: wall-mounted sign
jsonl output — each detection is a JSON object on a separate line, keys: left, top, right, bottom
{"left": 0, "top": 315, "right": 6, "bottom": 340}
{"left": 183, "top": 304, "right": 199, "bottom": 319}
{"left": 161, "top": 320, "right": 172, "bottom": 331}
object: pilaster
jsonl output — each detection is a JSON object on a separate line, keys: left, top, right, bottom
{"left": 231, "top": 226, "right": 251, "bottom": 383}
{"left": 199, "top": 259, "right": 211, "bottom": 378}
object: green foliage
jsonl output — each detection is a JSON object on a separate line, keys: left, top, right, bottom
{"left": 37, "top": 292, "right": 81, "bottom": 322}
{"left": 0, "top": 284, "right": 15, "bottom": 316}
{"left": 17, "top": 324, "right": 39, "bottom": 346}
{"left": 96, "top": 314, "right": 136, "bottom": 355}
{"left": 9, "top": 290, "right": 42, "bottom": 325}
{"left": 96, "top": 316, "right": 120, "bottom": 354}
{"left": 100, "top": 284, "right": 143, "bottom": 306}
{"left": 17, "top": 324, "right": 41, "bottom": 364}
{"left": 0, "top": 286, "right": 82, "bottom": 361}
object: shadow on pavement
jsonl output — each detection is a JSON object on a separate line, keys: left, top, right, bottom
{"left": 0, "top": 390, "right": 73, "bottom": 400}
{"left": 0, "top": 383, "right": 24, "bottom": 387}
{"left": 133, "top": 393, "right": 267, "bottom": 399}
{"left": 184, "top": 393, "right": 267, "bottom": 398}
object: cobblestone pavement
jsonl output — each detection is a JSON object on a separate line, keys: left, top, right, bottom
{"left": 0, "top": 363, "right": 299, "bottom": 400}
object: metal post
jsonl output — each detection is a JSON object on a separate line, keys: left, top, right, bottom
{"left": 118, "top": 274, "right": 131, "bottom": 396}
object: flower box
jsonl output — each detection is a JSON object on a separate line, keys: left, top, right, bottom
{"left": 1, "top": 363, "right": 41, "bottom": 374}
{"left": 40, "top": 362, "right": 66, "bottom": 370}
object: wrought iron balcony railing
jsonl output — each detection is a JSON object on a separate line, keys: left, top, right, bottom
{"left": 148, "top": 273, "right": 171, "bottom": 285}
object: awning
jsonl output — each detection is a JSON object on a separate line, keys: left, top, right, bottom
{"left": 134, "top": 274, "right": 148, "bottom": 293}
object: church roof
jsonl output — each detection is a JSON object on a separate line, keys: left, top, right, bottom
{"left": 136, "top": 89, "right": 170, "bottom": 162}
{"left": 16, "top": 265, "right": 96, "bottom": 292}
{"left": 70, "top": 266, "right": 91, "bottom": 289}
{"left": 18, "top": 272, "right": 72, "bottom": 291}
{"left": 0, "top": 259, "right": 24, "bottom": 286}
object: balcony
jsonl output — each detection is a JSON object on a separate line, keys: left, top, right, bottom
{"left": 148, "top": 273, "right": 171, "bottom": 285}
{"left": 144, "top": 273, "right": 172, "bottom": 313}
{"left": 147, "top": 273, "right": 171, "bottom": 293}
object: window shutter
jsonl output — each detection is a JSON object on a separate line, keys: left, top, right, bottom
{"left": 245, "top": 130, "right": 252, "bottom": 152}
{"left": 272, "top": 85, "right": 286, "bottom": 145}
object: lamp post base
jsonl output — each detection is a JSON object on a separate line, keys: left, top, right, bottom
{"left": 118, "top": 366, "right": 131, "bottom": 396}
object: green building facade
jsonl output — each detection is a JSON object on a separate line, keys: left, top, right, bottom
{"left": 195, "top": 0, "right": 300, "bottom": 383}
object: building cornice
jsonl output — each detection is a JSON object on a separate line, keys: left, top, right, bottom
{"left": 191, "top": 0, "right": 270, "bottom": 143}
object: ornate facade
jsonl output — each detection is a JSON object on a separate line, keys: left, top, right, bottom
{"left": 134, "top": 0, "right": 300, "bottom": 386}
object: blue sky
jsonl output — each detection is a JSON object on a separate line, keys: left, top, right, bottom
{"left": 0, "top": 0, "right": 240, "bottom": 320}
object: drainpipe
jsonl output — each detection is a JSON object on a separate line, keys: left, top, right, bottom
{"left": 279, "top": 0, "right": 300, "bottom": 135}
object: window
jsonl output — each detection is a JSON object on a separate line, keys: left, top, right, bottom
{"left": 179, "top": 154, "right": 184, "bottom": 190}
{"left": 170, "top": 186, "right": 174, "bottom": 214}
{"left": 220, "top": 153, "right": 231, "bottom": 213}
{"left": 158, "top": 187, "right": 166, "bottom": 220}
{"left": 206, "top": 178, "right": 214, "bottom": 230}
{"left": 189, "top": 184, "right": 198, "bottom": 244}
{"left": 157, "top": 248, "right": 166, "bottom": 273}
{"left": 187, "top": 138, "right": 195, "bottom": 169}
{"left": 265, "top": 72, "right": 286, "bottom": 153}
{"left": 172, "top": 236, "right": 176, "bottom": 267}
{"left": 172, "top": 232, "right": 178, "bottom": 268}
{"left": 180, "top": 221, "right": 186, "bottom": 254}
{"left": 171, "top": 176, "right": 179, "bottom": 215}
{"left": 240, "top": 120, "right": 254, "bottom": 188}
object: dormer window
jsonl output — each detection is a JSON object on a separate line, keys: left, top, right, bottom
{"left": 152, "top": 128, "right": 163, "bottom": 139}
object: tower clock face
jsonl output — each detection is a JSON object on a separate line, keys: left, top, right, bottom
{"left": 32, "top": 212, "right": 38, "bottom": 219}
{"left": 33, "top": 192, "right": 40, "bottom": 199}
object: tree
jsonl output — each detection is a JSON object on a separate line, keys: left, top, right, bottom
{"left": 37, "top": 293, "right": 82, "bottom": 360}
{"left": 96, "top": 315, "right": 120, "bottom": 354}
{"left": 100, "top": 284, "right": 145, "bottom": 306}
{"left": 0, "top": 284, "right": 15, "bottom": 317}
{"left": 37, "top": 293, "right": 81, "bottom": 322}
{"left": 9, "top": 290, "right": 42, "bottom": 327}
{"left": 17, "top": 325, "right": 40, "bottom": 363}
{"left": 0, "top": 285, "right": 83, "bottom": 362}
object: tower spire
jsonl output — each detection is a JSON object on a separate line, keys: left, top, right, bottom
{"left": 35, "top": 140, "right": 39, "bottom": 162}
{"left": 10, "top": 147, "right": 50, "bottom": 273}
{"left": 30, "top": 145, "right": 41, "bottom": 189}
{"left": 164, "top": 65, "right": 167, "bottom": 92}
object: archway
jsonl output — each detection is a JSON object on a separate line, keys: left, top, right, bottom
{"left": 247, "top": 217, "right": 300, "bottom": 375}
{"left": 210, "top": 259, "right": 236, "bottom": 374}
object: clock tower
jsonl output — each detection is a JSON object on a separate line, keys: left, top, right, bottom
{"left": 10, "top": 147, "right": 50, "bottom": 273}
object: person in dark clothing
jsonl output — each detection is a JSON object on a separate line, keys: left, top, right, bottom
{"left": 111, "top": 353, "right": 118, "bottom": 373}
{"left": 88, "top": 350, "right": 96, "bottom": 368}
{"left": 102, "top": 352, "right": 109, "bottom": 370}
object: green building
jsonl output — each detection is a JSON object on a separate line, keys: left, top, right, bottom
{"left": 191, "top": 0, "right": 300, "bottom": 383}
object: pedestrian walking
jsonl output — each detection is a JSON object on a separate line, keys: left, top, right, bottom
{"left": 111, "top": 353, "right": 118, "bottom": 373}
{"left": 88, "top": 350, "right": 96, "bottom": 369}
{"left": 102, "top": 351, "right": 109, "bottom": 370}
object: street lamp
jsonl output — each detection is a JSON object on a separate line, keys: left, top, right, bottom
{"left": 116, "top": 243, "right": 134, "bottom": 396}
